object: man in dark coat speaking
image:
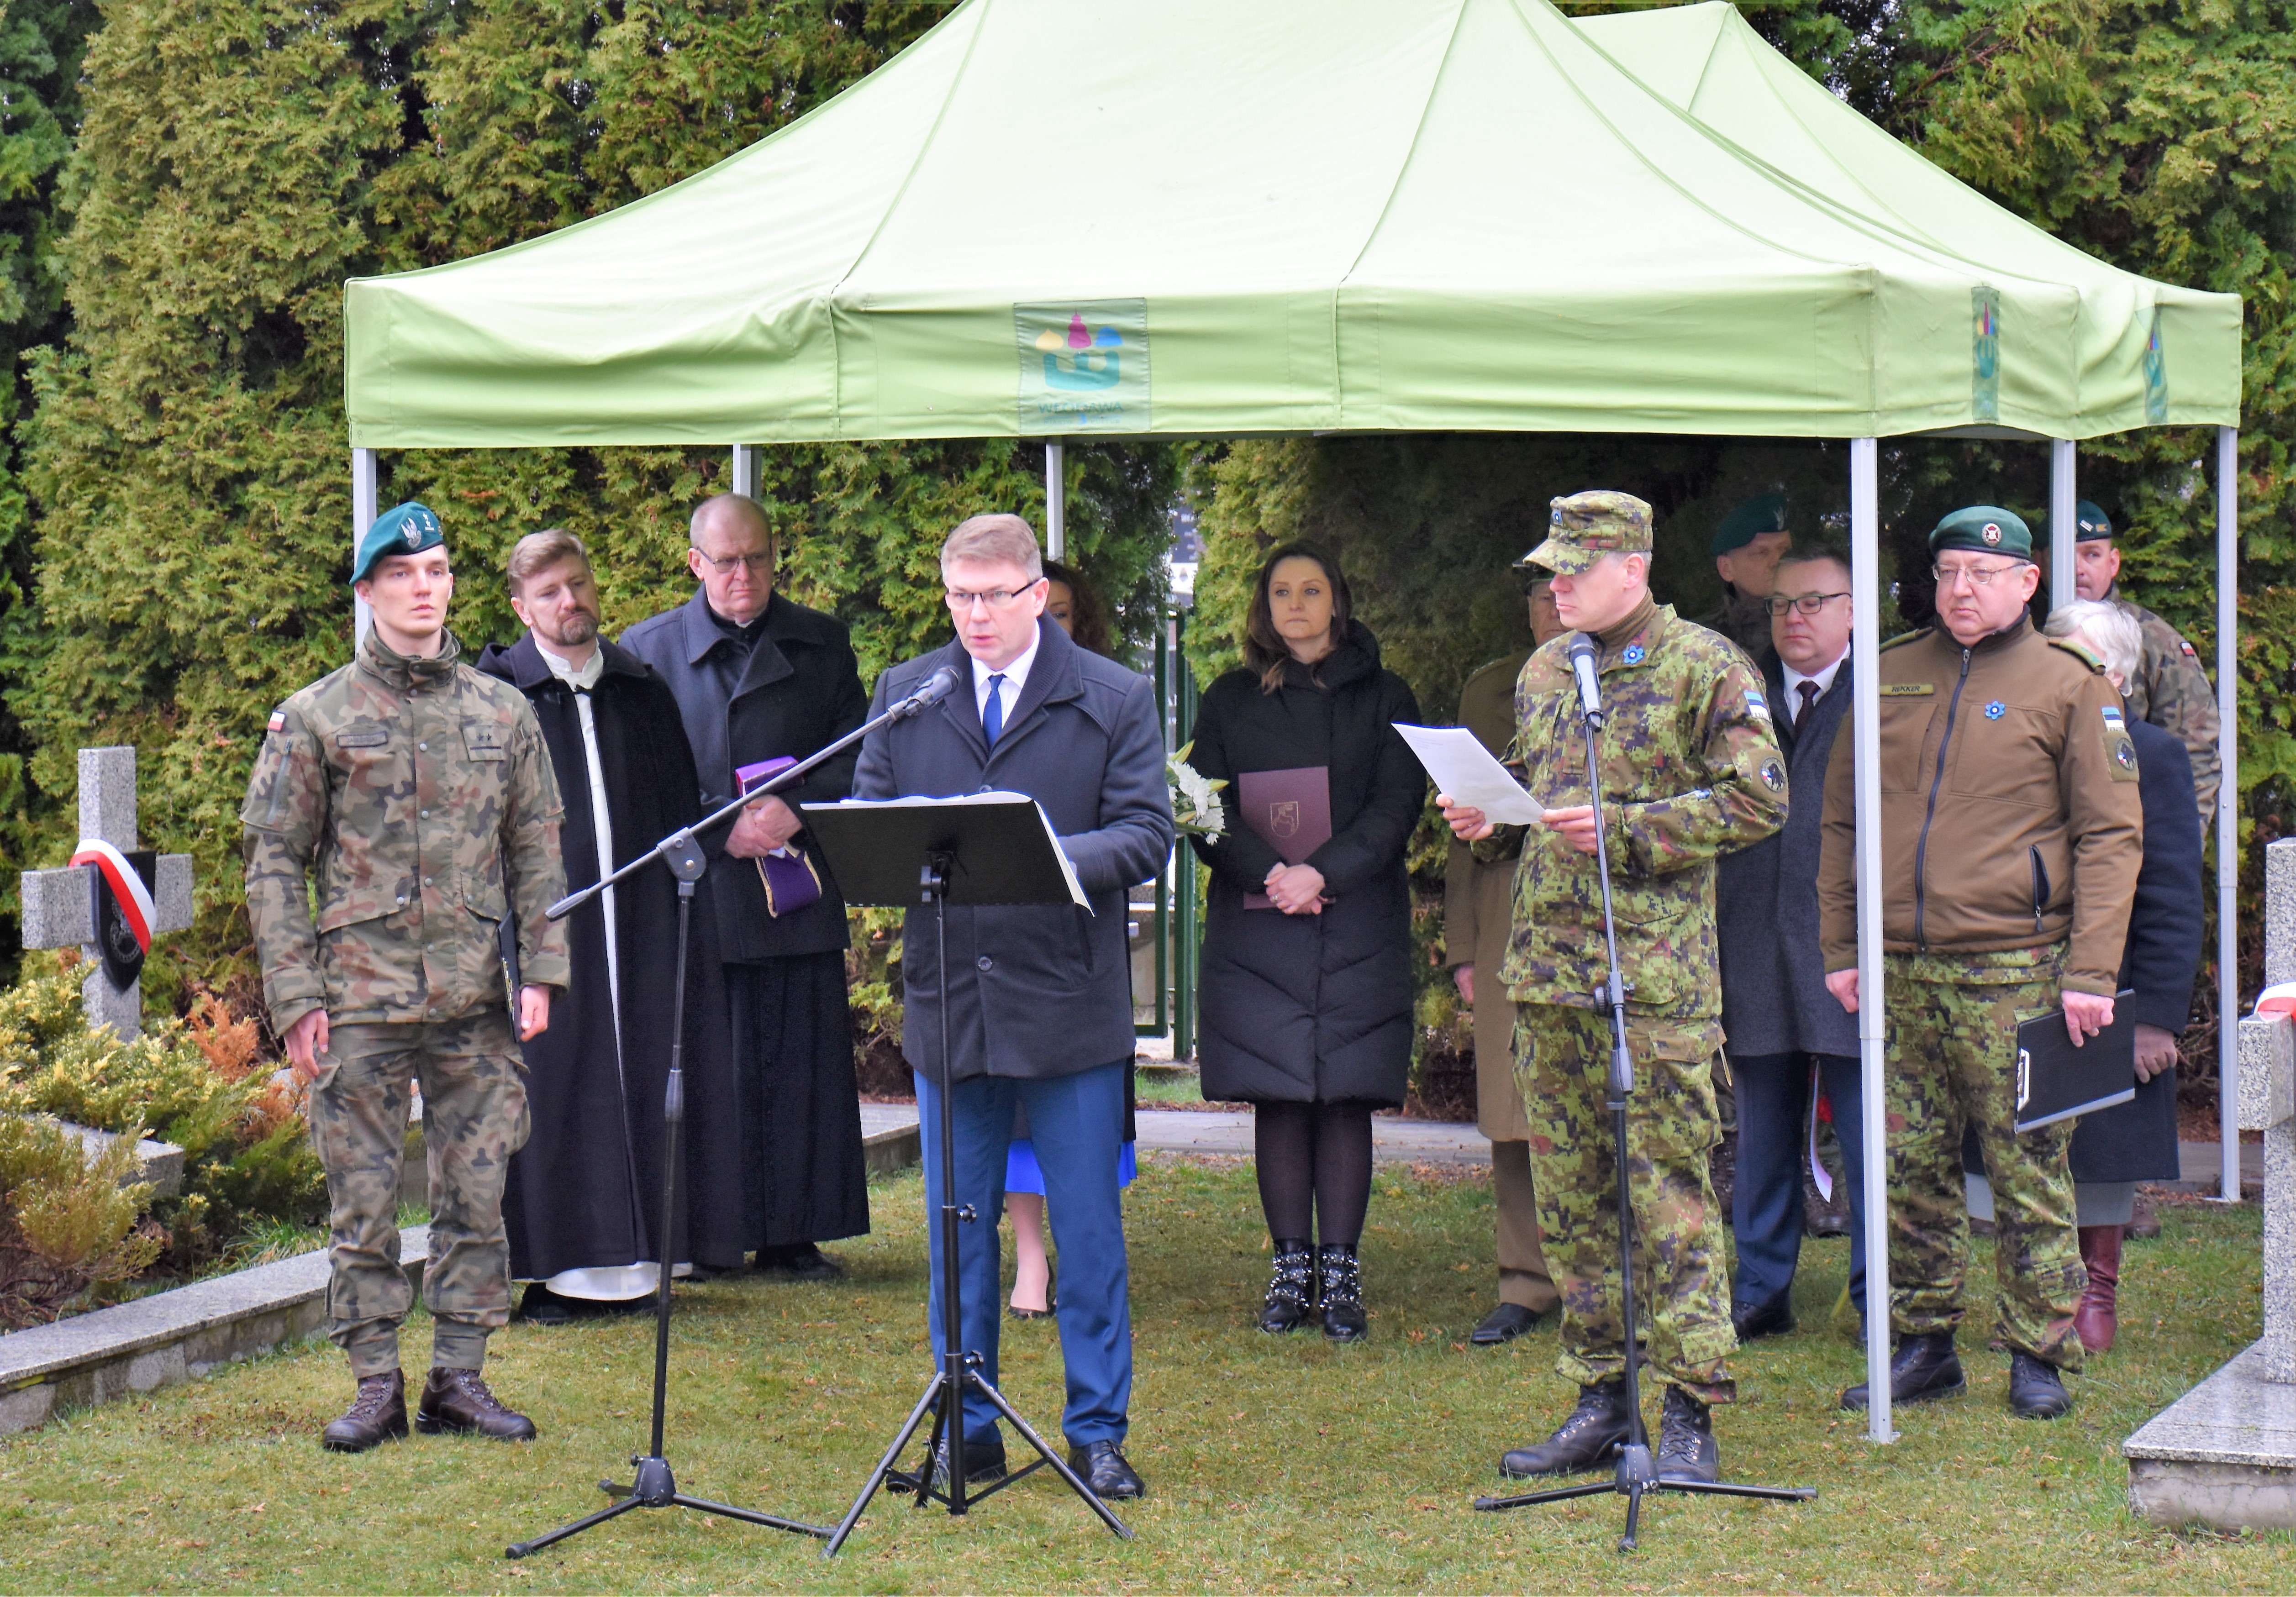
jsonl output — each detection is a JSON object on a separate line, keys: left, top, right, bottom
{"left": 478, "top": 531, "right": 748, "bottom": 1318}
{"left": 854, "top": 513, "right": 1173, "bottom": 1501}
{"left": 623, "top": 493, "right": 872, "bottom": 1278}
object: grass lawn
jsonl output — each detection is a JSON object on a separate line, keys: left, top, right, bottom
{"left": 0, "top": 1156, "right": 2288, "bottom": 1592}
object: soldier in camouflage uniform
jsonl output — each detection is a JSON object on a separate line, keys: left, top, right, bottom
{"left": 1819, "top": 505, "right": 2142, "bottom": 1422}
{"left": 1693, "top": 491, "right": 1793, "bottom": 660}
{"left": 2069, "top": 499, "right": 2220, "bottom": 825}
{"left": 1441, "top": 490, "right": 1787, "bottom": 1486}
{"left": 242, "top": 502, "right": 570, "bottom": 1453}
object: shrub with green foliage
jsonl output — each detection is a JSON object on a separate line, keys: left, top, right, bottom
{"left": 0, "top": 1112, "right": 160, "bottom": 1328}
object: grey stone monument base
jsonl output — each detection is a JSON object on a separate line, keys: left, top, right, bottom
{"left": 2125, "top": 1344, "right": 2296, "bottom": 1530}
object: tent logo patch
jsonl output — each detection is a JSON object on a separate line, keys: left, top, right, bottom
{"left": 1015, "top": 299, "right": 1149, "bottom": 434}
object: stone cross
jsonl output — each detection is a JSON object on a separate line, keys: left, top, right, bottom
{"left": 17, "top": 747, "right": 195, "bottom": 1038}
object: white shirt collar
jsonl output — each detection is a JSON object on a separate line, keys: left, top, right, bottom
{"left": 971, "top": 625, "right": 1042, "bottom": 715}
{"left": 537, "top": 636, "right": 606, "bottom": 692}
{"left": 1780, "top": 647, "right": 1847, "bottom": 707}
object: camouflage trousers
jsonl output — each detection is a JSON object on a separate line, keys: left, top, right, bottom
{"left": 1883, "top": 949, "right": 2085, "bottom": 1369}
{"left": 306, "top": 1011, "right": 530, "bottom": 1377}
{"left": 1514, "top": 1005, "right": 1736, "bottom": 1404}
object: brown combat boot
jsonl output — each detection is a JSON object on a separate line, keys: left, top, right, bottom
{"left": 2074, "top": 1225, "right": 2122, "bottom": 1353}
{"left": 416, "top": 1367, "right": 538, "bottom": 1441}
{"left": 321, "top": 1370, "right": 408, "bottom": 1453}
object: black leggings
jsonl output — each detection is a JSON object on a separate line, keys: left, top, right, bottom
{"left": 1253, "top": 1101, "right": 1374, "bottom": 1249}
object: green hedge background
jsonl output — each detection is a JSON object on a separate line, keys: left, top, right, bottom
{"left": 0, "top": 2, "right": 2291, "bottom": 1067}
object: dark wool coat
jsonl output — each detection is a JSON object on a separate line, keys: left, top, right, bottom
{"left": 620, "top": 589, "right": 870, "bottom": 963}
{"left": 1717, "top": 653, "right": 1860, "bottom": 1061}
{"left": 2070, "top": 719, "right": 2202, "bottom": 1183}
{"left": 853, "top": 617, "right": 1174, "bottom": 1082}
{"left": 474, "top": 636, "right": 748, "bottom": 1276}
{"left": 1190, "top": 622, "right": 1424, "bottom": 1107}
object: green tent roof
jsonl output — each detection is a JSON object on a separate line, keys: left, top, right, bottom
{"left": 343, "top": 0, "right": 2241, "bottom": 449}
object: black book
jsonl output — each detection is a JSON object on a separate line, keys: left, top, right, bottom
{"left": 2012, "top": 991, "right": 2138, "bottom": 1132}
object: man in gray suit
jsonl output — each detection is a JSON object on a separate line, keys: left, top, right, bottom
{"left": 1716, "top": 543, "right": 1869, "bottom": 1341}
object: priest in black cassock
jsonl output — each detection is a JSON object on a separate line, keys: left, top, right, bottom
{"left": 478, "top": 530, "right": 748, "bottom": 1321}
{"left": 622, "top": 493, "right": 872, "bottom": 1278}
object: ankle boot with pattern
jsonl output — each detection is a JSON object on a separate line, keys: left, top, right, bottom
{"left": 1318, "top": 1243, "right": 1367, "bottom": 1342}
{"left": 1258, "top": 1240, "right": 1314, "bottom": 1334}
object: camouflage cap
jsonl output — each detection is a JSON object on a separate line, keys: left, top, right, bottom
{"left": 352, "top": 501, "right": 445, "bottom": 585}
{"left": 1929, "top": 504, "right": 2033, "bottom": 561}
{"left": 2074, "top": 499, "right": 2113, "bottom": 542}
{"left": 1517, "top": 490, "right": 1654, "bottom": 575}
{"left": 1708, "top": 490, "right": 1790, "bottom": 558}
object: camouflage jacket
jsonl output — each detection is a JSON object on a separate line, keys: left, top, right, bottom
{"left": 241, "top": 629, "right": 570, "bottom": 1033}
{"left": 1473, "top": 598, "right": 1788, "bottom": 1022}
{"left": 1690, "top": 584, "right": 1772, "bottom": 663}
{"left": 2107, "top": 584, "right": 2220, "bottom": 826}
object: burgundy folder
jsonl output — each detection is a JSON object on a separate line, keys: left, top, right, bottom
{"left": 1238, "top": 765, "right": 1332, "bottom": 909}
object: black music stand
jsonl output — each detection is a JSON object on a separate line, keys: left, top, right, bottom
{"left": 800, "top": 795, "right": 1132, "bottom": 1556}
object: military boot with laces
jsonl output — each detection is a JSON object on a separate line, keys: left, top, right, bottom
{"left": 1499, "top": 1379, "right": 1633, "bottom": 1479}
{"left": 416, "top": 1366, "right": 538, "bottom": 1441}
{"left": 1258, "top": 1240, "right": 1314, "bottom": 1334}
{"left": 1655, "top": 1386, "right": 1719, "bottom": 1483}
{"left": 321, "top": 1370, "right": 407, "bottom": 1453}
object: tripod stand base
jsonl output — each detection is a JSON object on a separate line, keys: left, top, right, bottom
{"left": 505, "top": 1455, "right": 831, "bottom": 1559}
{"left": 1474, "top": 1446, "right": 1815, "bottom": 1553}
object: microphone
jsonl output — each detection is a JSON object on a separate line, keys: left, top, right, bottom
{"left": 1567, "top": 633, "right": 1605, "bottom": 726}
{"left": 890, "top": 663, "right": 962, "bottom": 720}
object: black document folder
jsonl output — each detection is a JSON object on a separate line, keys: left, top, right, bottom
{"left": 798, "top": 793, "right": 1087, "bottom": 910}
{"left": 2012, "top": 990, "right": 2138, "bottom": 1132}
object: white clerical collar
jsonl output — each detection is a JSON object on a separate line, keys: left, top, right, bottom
{"left": 537, "top": 637, "right": 606, "bottom": 691}
{"left": 1781, "top": 648, "right": 1846, "bottom": 705}
{"left": 971, "top": 625, "right": 1042, "bottom": 701}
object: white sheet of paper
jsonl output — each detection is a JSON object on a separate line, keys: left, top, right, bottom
{"left": 1391, "top": 724, "right": 1548, "bottom": 826}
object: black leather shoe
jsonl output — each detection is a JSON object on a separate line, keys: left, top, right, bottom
{"left": 1840, "top": 1332, "right": 1964, "bottom": 1411}
{"left": 1008, "top": 1267, "right": 1057, "bottom": 1322}
{"left": 516, "top": 1284, "right": 574, "bottom": 1325}
{"left": 757, "top": 1243, "right": 843, "bottom": 1280}
{"left": 2007, "top": 1353, "right": 2072, "bottom": 1419}
{"left": 321, "top": 1370, "right": 407, "bottom": 1452}
{"left": 1731, "top": 1289, "right": 1796, "bottom": 1343}
{"left": 1655, "top": 1386, "right": 1719, "bottom": 1483}
{"left": 1068, "top": 1439, "right": 1145, "bottom": 1500}
{"left": 416, "top": 1367, "right": 538, "bottom": 1441}
{"left": 1499, "top": 1380, "right": 1633, "bottom": 1478}
{"left": 1258, "top": 1240, "right": 1314, "bottom": 1334}
{"left": 1470, "top": 1303, "right": 1547, "bottom": 1346}
{"left": 1318, "top": 1244, "right": 1367, "bottom": 1342}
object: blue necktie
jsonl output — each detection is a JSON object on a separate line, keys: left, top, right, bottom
{"left": 983, "top": 673, "right": 1007, "bottom": 748}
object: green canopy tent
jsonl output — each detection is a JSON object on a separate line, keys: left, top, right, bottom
{"left": 342, "top": 0, "right": 2245, "bottom": 1448}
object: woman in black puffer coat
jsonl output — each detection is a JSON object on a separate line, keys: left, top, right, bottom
{"left": 1190, "top": 542, "right": 1424, "bottom": 1342}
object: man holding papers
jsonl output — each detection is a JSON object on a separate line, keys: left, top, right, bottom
{"left": 1440, "top": 491, "right": 1786, "bottom": 1487}
{"left": 853, "top": 513, "right": 1172, "bottom": 1501}
{"left": 1817, "top": 506, "right": 2143, "bottom": 1422}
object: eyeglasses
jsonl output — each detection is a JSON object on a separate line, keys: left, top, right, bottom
{"left": 945, "top": 585, "right": 1039, "bottom": 612}
{"left": 1763, "top": 591, "right": 1849, "bottom": 616}
{"left": 1931, "top": 561, "right": 2027, "bottom": 589}
{"left": 697, "top": 550, "right": 774, "bottom": 575}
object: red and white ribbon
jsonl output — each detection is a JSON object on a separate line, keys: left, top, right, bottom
{"left": 68, "top": 838, "right": 155, "bottom": 953}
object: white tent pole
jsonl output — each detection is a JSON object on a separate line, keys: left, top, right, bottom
{"left": 1850, "top": 436, "right": 1894, "bottom": 1444}
{"left": 2048, "top": 439, "right": 2077, "bottom": 609}
{"left": 731, "top": 444, "right": 761, "bottom": 501}
{"left": 2217, "top": 426, "right": 2240, "bottom": 1200}
{"left": 1045, "top": 439, "right": 1066, "bottom": 561}
{"left": 352, "top": 447, "right": 378, "bottom": 648}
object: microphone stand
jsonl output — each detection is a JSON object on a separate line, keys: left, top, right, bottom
{"left": 1472, "top": 636, "right": 1813, "bottom": 1553}
{"left": 507, "top": 672, "right": 953, "bottom": 1559}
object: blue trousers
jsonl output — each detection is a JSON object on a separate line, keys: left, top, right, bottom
{"left": 914, "top": 1060, "right": 1131, "bottom": 1447}
{"left": 1729, "top": 1051, "right": 1868, "bottom": 1311}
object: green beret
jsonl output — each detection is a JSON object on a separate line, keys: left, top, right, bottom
{"left": 1518, "top": 490, "right": 1653, "bottom": 575}
{"left": 351, "top": 502, "right": 446, "bottom": 584}
{"left": 2075, "top": 499, "right": 2113, "bottom": 541}
{"left": 1708, "top": 491, "right": 1789, "bottom": 558}
{"left": 1929, "top": 504, "right": 2033, "bottom": 561}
